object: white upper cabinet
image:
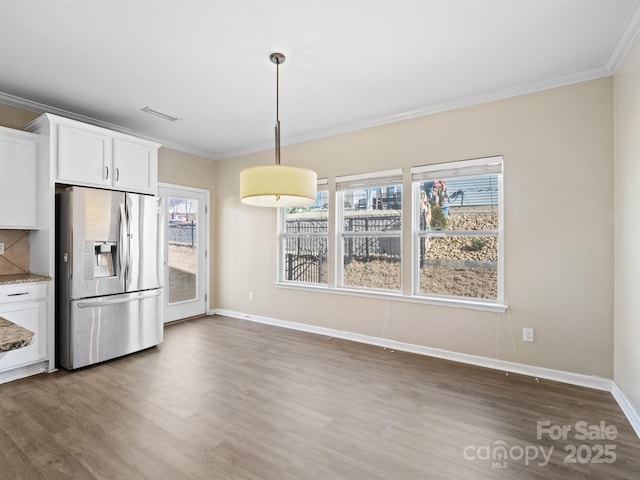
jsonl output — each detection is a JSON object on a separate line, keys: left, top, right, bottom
{"left": 57, "top": 123, "right": 112, "bottom": 188}
{"left": 26, "top": 113, "right": 160, "bottom": 195}
{"left": 112, "top": 137, "right": 157, "bottom": 193}
{"left": 0, "top": 127, "right": 39, "bottom": 229}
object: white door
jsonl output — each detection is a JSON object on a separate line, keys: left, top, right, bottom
{"left": 159, "top": 184, "right": 209, "bottom": 322}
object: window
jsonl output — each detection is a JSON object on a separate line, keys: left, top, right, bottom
{"left": 336, "top": 170, "right": 403, "bottom": 291}
{"left": 412, "top": 157, "right": 503, "bottom": 303}
{"left": 276, "top": 157, "right": 505, "bottom": 311}
{"left": 279, "top": 180, "right": 328, "bottom": 285}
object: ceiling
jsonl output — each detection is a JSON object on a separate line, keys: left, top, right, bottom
{"left": 1, "top": 0, "right": 639, "bottom": 160}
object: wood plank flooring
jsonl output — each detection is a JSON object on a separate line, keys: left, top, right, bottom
{"left": 0, "top": 315, "right": 638, "bottom": 479}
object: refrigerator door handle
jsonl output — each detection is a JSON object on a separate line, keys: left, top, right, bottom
{"left": 76, "top": 290, "right": 161, "bottom": 308}
{"left": 119, "top": 203, "right": 129, "bottom": 283}
{"left": 68, "top": 229, "right": 73, "bottom": 280}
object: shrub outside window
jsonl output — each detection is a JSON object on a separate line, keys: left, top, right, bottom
{"left": 336, "top": 170, "right": 403, "bottom": 292}
{"left": 279, "top": 183, "right": 328, "bottom": 285}
{"left": 412, "top": 157, "right": 503, "bottom": 303}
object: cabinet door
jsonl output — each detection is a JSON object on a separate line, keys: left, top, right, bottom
{"left": 0, "top": 133, "right": 37, "bottom": 228}
{"left": 57, "top": 124, "right": 112, "bottom": 187}
{"left": 113, "top": 138, "right": 158, "bottom": 194}
{"left": 0, "top": 300, "right": 47, "bottom": 370}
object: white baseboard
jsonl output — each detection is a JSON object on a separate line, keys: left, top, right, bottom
{"left": 213, "top": 309, "right": 640, "bottom": 439}
{"left": 0, "top": 360, "right": 48, "bottom": 385}
{"left": 214, "top": 309, "right": 612, "bottom": 391}
{"left": 611, "top": 382, "right": 640, "bottom": 439}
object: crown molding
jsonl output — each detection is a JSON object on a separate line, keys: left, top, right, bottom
{"left": 606, "top": 0, "right": 640, "bottom": 73}
{"left": 1, "top": 22, "right": 633, "bottom": 164}
{"left": 0, "top": 60, "right": 613, "bottom": 163}
{"left": 0, "top": 91, "right": 219, "bottom": 160}
{"left": 215, "top": 63, "right": 613, "bottom": 160}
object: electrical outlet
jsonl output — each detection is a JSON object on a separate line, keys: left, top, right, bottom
{"left": 523, "top": 327, "right": 534, "bottom": 343}
{"left": 249, "top": 292, "right": 254, "bottom": 301}
{"left": 0, "top": 243, "right": 4, "bottom": 255}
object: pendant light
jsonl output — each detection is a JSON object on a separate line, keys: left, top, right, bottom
{"left": 240, "top": 53, "right": 317, "bottom": 207}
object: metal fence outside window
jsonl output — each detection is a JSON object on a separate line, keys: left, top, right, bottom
{"left": 169, "top": 221, "right": 197, "bottom": 245}
{"left": 284, "top": 212, "right": 402, "bottom": 283}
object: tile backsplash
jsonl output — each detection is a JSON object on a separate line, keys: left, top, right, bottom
{"left": 0, "top": 230, "right": 29, "bottom": 275}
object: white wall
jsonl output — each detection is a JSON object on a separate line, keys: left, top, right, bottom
{"left": 614, "top": 33, "right": 640, "bottom": 415}
{"left": 215, "top": 78, "right": 614, "bottom": 378}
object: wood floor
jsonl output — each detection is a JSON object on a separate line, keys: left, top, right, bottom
{"left": 0, "top": 315, "right": 638, "bottom": 479}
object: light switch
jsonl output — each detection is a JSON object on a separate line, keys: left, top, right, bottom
{"left": 0, "top": 243, "right": 4, "bottom": 255}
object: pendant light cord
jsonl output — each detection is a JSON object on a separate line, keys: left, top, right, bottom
{"left": 276, "top": 56, "right": 280, "bottom": 124}
{"left": 275, "top": 56, "right": 281, "bottom": 166}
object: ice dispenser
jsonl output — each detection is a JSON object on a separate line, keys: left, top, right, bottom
{"left": 84, "top": 240, "right": 118, "bottom": 279}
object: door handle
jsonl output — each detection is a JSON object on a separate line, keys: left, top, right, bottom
{"left": 119, "top": 203, "right": 128, "bottom": 283}
{"left": 77, "top": 290, "right": 160, "bottom": 308}
{"left": 105, "top": 165, "right": 109, "bottom": 180}
{"left": 116, "top": 168, "right": 120, "bottom": 181}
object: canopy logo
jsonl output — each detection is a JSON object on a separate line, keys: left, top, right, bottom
{"left": 463, "top": 441, "right": 553, "bottom": 468}
{"left": 463, "top": 420, "right": 618, "bottom": 469}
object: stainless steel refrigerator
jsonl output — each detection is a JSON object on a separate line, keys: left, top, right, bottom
{"left": 56, "top": 186, "right": 163, "bottom": 369}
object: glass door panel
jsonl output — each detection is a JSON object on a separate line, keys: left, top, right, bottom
{"left": 160, "top": 184, "right": 208, "bottom": 322}
{"left": 167, "top": 196, "right": 198, "bottom": 304}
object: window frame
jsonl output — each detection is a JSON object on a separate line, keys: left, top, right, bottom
{"left": 277, "top": 179, "right": 329, "bottom": 287}
{"left": 335, "top": 169, "right": 403, "bottom": 293}
{"left": 411, "top": 156, "right": 504, "bottom": 304}
{"left": 274, "top": 158, "right": 507, "bottom": 313}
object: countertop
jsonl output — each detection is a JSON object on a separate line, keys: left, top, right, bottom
{"left": 0, "top": 316, "right": 35, "bottom": 352}
{"left": 0, "top": 274, "right": 51, "bottom": 286}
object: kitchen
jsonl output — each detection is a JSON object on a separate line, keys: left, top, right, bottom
{"left": 1, "top": 95, "right": 640, "bottom": 478}
{"left": 0, "top": 113, "right": 167, "bottom": 381}
{"left": 1, "top": 1, "right": 640, "bottom": 478}
{"left": 0, "top": 123, "right": 53, "bottom": 383}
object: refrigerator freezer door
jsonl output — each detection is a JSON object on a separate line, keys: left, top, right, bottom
{"left": 61, "top": 290, "right": 163, "bottom": 369}
{"left": 125, "top": 193, "right": 163, "bottom": 292}
{"left": 63, "top": 187, "right": 126, "bottom": 300}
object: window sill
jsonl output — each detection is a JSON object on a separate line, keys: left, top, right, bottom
{"left": 273, "top": 282, "right": 508, "bottom": 313}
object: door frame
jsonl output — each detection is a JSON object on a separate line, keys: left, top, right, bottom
{"left": 159, "top": 182, "right": 210, "bottom": 322}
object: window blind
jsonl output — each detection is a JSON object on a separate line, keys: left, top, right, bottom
{"left": 336, "top": 169, "right": 403, "bottom": 190}
{"left": 411, "top": 156, "right": 502, "bottom": 182}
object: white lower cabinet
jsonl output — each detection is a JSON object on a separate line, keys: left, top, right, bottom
{"left": 0, "top": 283, "right": 48, "bottom": 378}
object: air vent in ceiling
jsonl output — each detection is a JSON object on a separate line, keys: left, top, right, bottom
{"left": 141, "top": 106, "right": 179, "bottom": 122}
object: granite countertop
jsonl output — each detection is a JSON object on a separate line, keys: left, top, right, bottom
{"left": 0, "top": 273, "right": 52, "bottom": 286}
{"left": 0, "top": 317, "right": 35, "bottom": 352}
